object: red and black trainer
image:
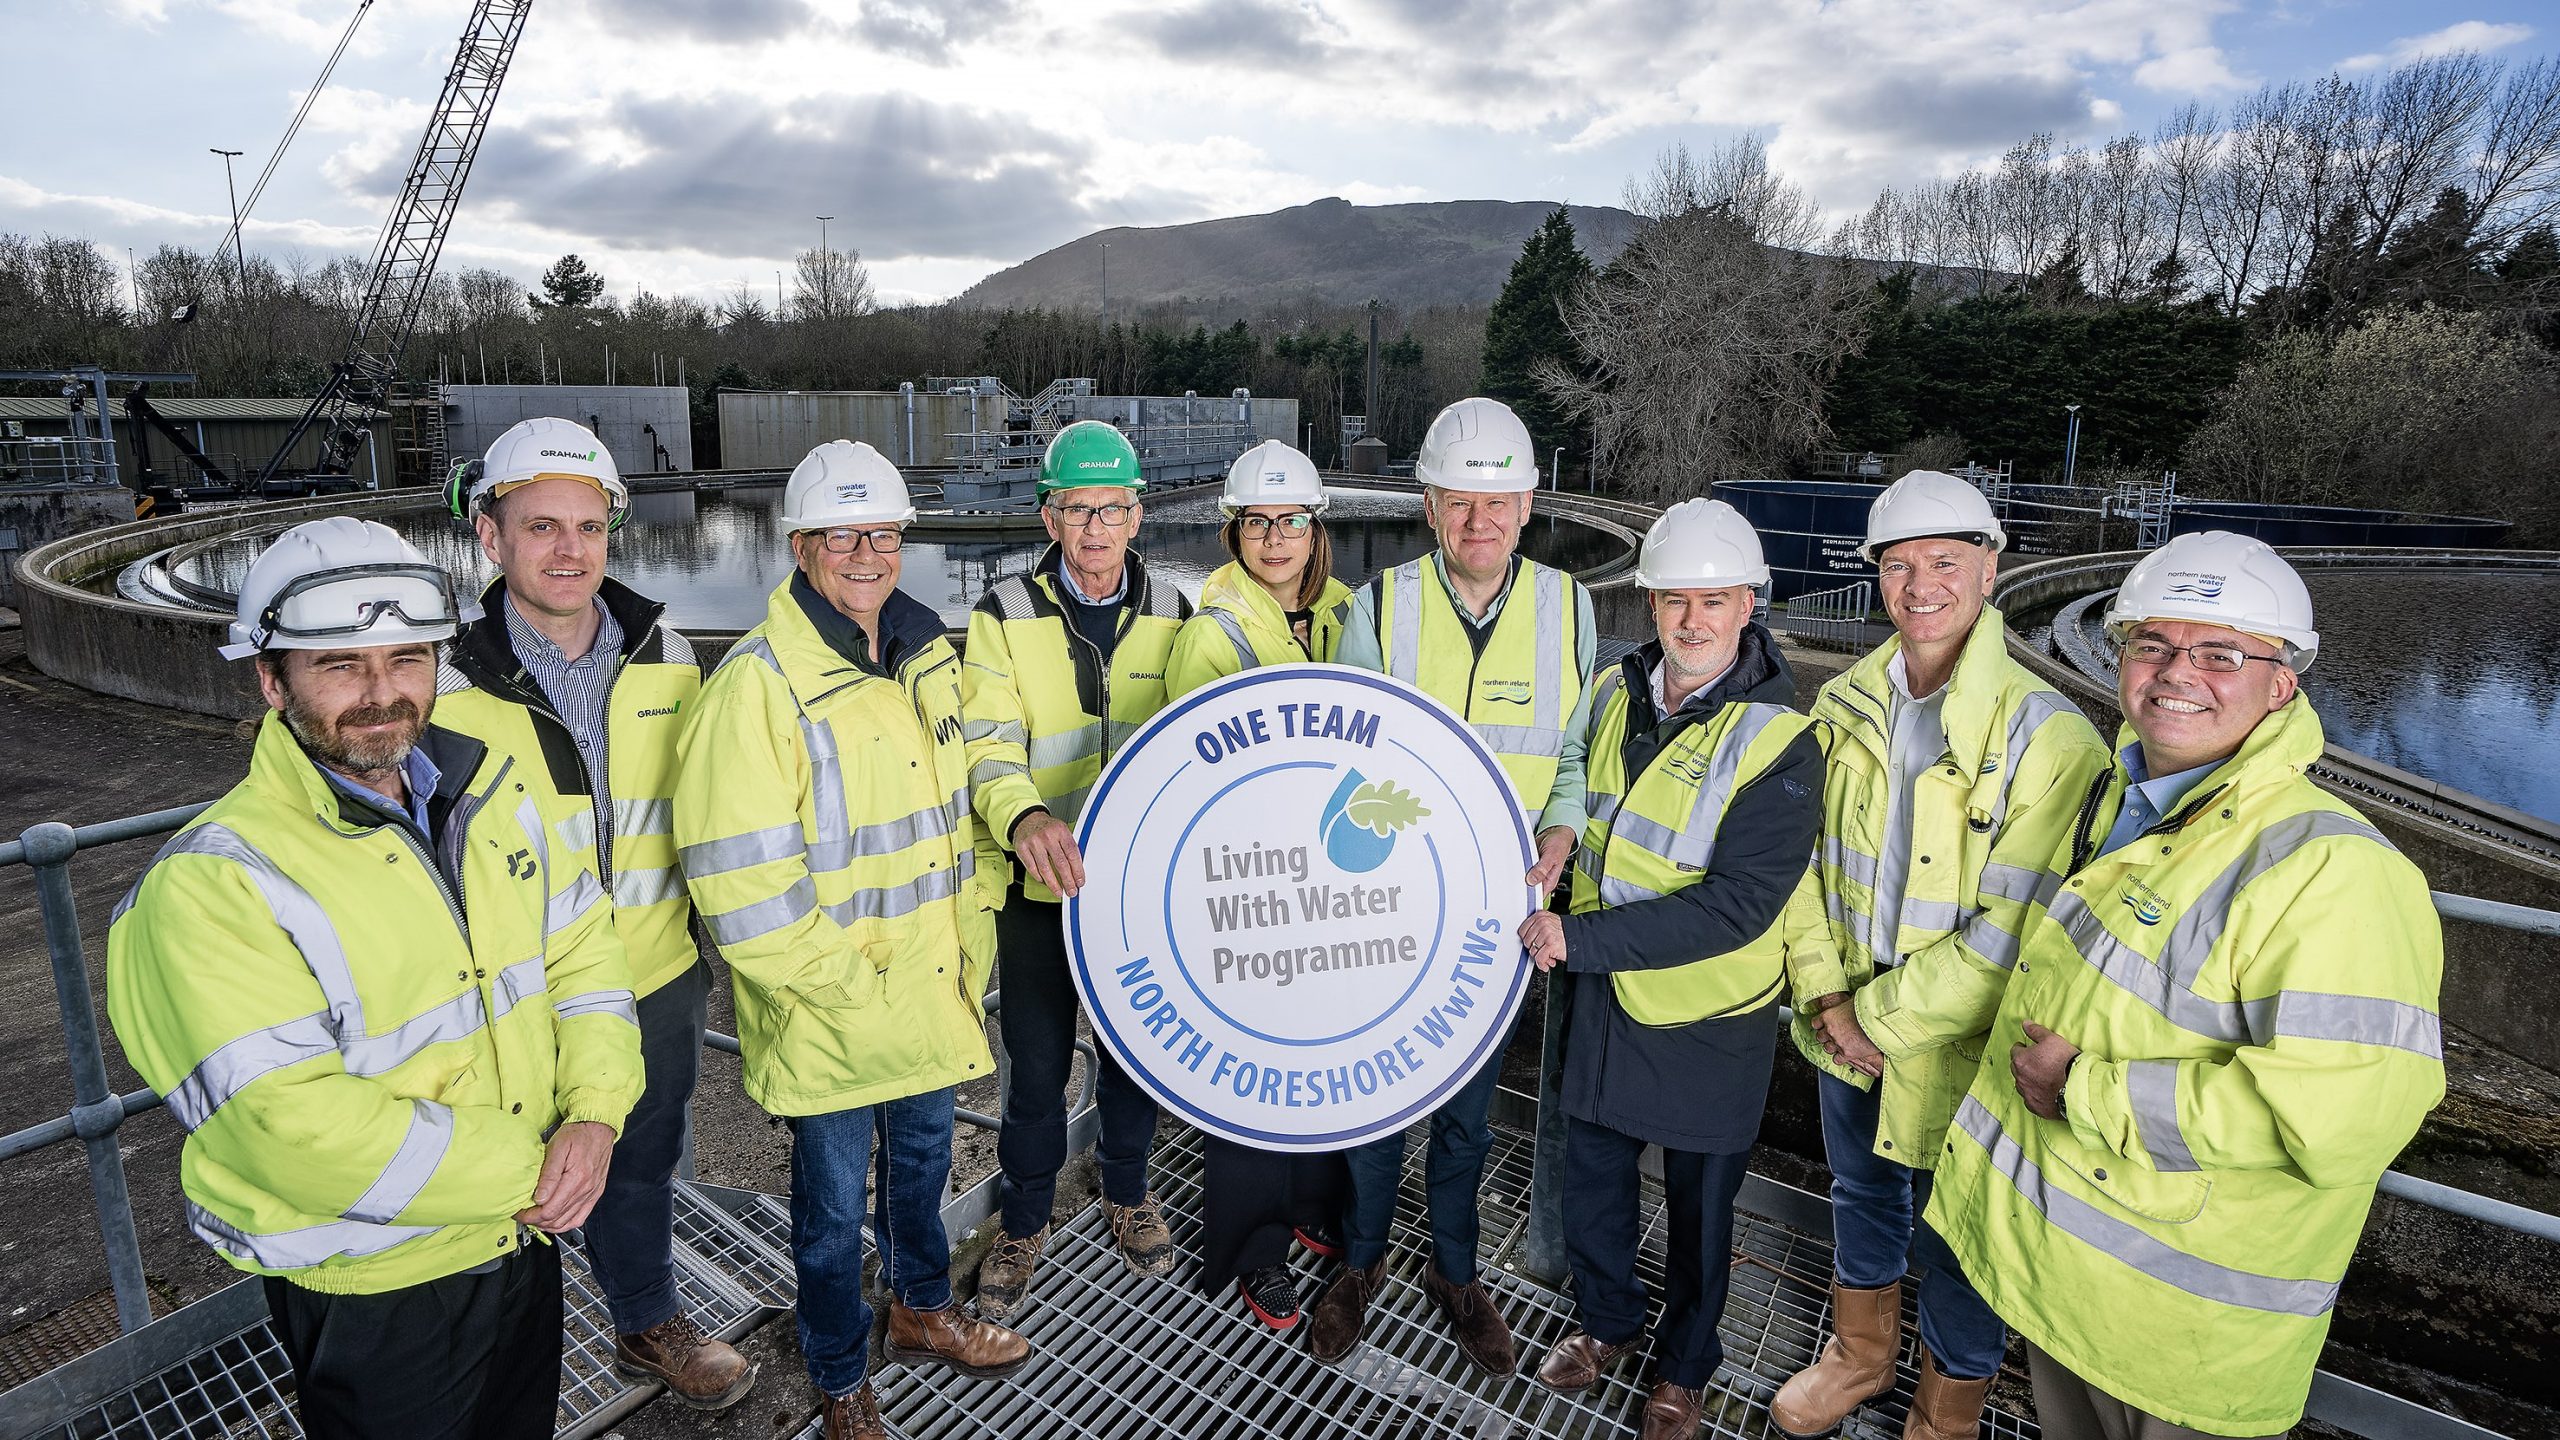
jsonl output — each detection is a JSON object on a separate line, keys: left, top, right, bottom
{"left": 1237, "top": 1264, "right": 1303, "bottom": 1330}
{"left": 1292, "top": 1224, "right": 1344, "bottom": 1260}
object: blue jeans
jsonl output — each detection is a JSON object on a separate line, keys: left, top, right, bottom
{"left": 1817, "top": 1072, "right": 2006, "bottom": 1381}
{"left": 582, "top": 961, "right": 706, "bottom": 1335}
{"left": 786, "top": 1088, "right": 959, "bottom": 1397}
{"left": 1340, "top": 1027, "right": 1509, "bottom": 1286}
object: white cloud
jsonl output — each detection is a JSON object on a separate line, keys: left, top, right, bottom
{"left": 2341, "top": 20, "right": 2535, "bottom": 73}
{"left": 2134, "top": 46, "right": 2253, "bottom": 94}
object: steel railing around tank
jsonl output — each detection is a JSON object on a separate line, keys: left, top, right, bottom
{"left": 1780, "top": 579, "right": 1874, "bottom": 652}
{"left": 3, "top": 802, "right": 2555, "bottom": 1437}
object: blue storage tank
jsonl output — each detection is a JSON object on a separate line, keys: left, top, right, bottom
{"left": 1712, "top": 479, "right": 1882, "bottom": 599}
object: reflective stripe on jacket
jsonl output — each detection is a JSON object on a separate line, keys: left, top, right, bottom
{"left": 106, "top": 717, "right": 640, "bottom": 1295}
{"left": 1372, "top": 555, "right": 1585, "bottom": 819}
{"left": 1926, "top": 698, "right": 2445, "bottom": 1435}
{"left": 438, "top": 576, "right": 704, "bottom": 998}
{"left": 1571, "top": 665, "right": 1814, "bottom": 1024}
{"left": 1165, "top": 562, "right": 1351, "bottom": 696}
{"left": 674, "top": 582, "right": 996, "bottom": 1116}
{"left": 1782, "top": 607, "right": 2109, "bottom": 1166}
{"left": 962, "top": 544, "right": 1190, "bottom": 902}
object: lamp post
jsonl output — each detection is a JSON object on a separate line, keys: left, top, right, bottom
{"left": 815, "top": 215, "right": 833, "bottom": 316}
{"left": 210, "top": 148, "right": 245, "bottom": 296}
{"left": 2063, "top": 403, "right": 2082, "bottom": 487}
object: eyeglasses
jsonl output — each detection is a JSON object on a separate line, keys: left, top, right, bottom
{"left": 1050, "top": 501, "right": 1137, "bottom": 529}
{"left": 1238, "top": 512, "right": 1315, "bottom": 538}
{"left": 813, "top": 527, "right": 904, "bottom": 555}
{"left": 2119, "top": 637, "right": 2284, "bottom": 674}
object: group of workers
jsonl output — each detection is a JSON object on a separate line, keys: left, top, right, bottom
{"left": 101, "top": 392, "right": 2444, "bottom": 1440}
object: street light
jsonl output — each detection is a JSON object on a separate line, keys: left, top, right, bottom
{"left": 815, "top": 215, "right": 833, "bottom": 315}
{"left": 210, "top": 148, "right": 246, "bottom": 296}
{"left": 2063, "top": 403, "right": 2083, "bottom": 488}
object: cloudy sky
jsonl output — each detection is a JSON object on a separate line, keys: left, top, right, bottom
{"left": 3, "top": 0, "right": 2544, "bottom": 305}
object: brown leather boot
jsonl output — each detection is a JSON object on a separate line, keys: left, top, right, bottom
{"left": 1639, "top": 1380, "right": 1705, "bottom": 1440}
{"left": 1104, "top": 1194, "right": 1177, "bottom": 1277}
{"left": 1422, "top": 1266, "right": 1518, "bottom": 1377}
{"left": 1902, "top": 1346, "right": 1992, "bottom": 1440}
{"left": 883, "top": 1299, "right": 1032, "bottom": 1379}
{"left": 1771, "top": 1280, "right": 1902, "bottom": 1437}
{"left": 819, "top": 1383, "right": 884, "bottom": 1440}
{"left": 973, "top": 1225, "right": 1048, "bottom": 1322}
{"left": 1306, "top": 1260, "right": 1385, "bottom": 1363}
{"left": 1534, "top": 1329, "right": 1646, "bottom": 1394}
{"left": 612, "top": 1313, "right": 757, "bottom": 1409}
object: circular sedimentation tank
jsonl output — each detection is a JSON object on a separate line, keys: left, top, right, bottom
{"left": 14, "top": 476, "right": 1641, "bottom": 720}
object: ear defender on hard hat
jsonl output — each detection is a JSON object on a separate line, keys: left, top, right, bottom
{"left": 446, "top": 456, "right": 629, "bottom": 532}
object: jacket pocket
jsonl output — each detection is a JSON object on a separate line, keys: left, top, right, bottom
{"left": 2054, "top": 1147, "right": 2211, "bottom": 1225}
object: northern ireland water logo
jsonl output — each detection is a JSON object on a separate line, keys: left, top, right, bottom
{"left": 2162, "top": 573, "right": 2226, "bottom": 600}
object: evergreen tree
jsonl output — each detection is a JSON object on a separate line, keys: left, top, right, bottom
{"left": 1480, "top": 207, "right": 1593, "bottom": 471}
{"left": 535, "top": 253, "right": 606, "bottom": 310}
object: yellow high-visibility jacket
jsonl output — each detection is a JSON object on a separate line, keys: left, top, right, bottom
{"left": 1572, "top": 664, "right": 1816, "bottom": 1024}
{"left": 107, "top": 717, "right": 640, "bottom": 1295}
{"left": 438, "top": 577, "right": 704, "bottom": 999}
{"left": 1165, "top": 562, "right": 1351, "bottom": 697}
{"left": 1928, "top": 698, "right": 2445, "bottom": 1435}
{"left": 962, "top": 545, "right": 1191, "bottom": 903}
{"left": 675, "top": 579, "right": 996, "bottom": 1116}
{"left": 1783, "top": 607, "right": 2109, "bottom": 1166}
{"left": 1370, "top": 555, "right": 1586, "bottom": 820}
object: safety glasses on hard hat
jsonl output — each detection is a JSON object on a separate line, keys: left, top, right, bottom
{"left": 220, "top": 563, "right": 478, "bottom": 660}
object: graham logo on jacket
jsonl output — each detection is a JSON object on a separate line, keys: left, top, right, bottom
{"left": 636, "top": 702, "right": 682, "bottom": 719}
{"left": 2120, "top": 877, "right": 2170, "bottom": 926}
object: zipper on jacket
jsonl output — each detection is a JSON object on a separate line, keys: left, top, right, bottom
{"left": 2064, "top": 768, "right": 2115, "bottom": 874}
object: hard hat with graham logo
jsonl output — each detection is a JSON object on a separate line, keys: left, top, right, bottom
{"left": 1038, "top": 420, "right": 1145, "bottom": 494}
{"left": 1414, "top": 397, "right": 1538, "bottom": 493}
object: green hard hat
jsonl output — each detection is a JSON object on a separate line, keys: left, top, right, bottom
{"left": 1038, "top": 420, "right": 1144, "bottom": 493}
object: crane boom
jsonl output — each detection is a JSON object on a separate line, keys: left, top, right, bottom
{"left": 255, "top": 0, "right": 531, "bottom": 492}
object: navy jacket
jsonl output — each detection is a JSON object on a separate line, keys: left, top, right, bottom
{"left": 1552, "top": 623, "right": 1823, "bottom": 1153}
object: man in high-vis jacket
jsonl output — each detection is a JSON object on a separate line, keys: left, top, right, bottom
{"left": 108, "top": 518, "right": 642, "bottom": 1440}
{"left": 1930, "top": 532, "right": 2444, "bottom": 1439}
{"left": 435, "top": 418, "right": 752, "bottom": 1409}
{"left": 1775, "top": 472, "right": 2108, "bottom": 1440}
{"left": 966, "top": 421, "right": 1191, "bottom": 1320}
{"left": 674, "top": 443, "right": 1027, "bottom": 1440}
{"left": 1310, "top": 396, "right": 1596, "bottom": 1377}
{"left": 1521, "top": 501, "right": 1822, "bottom": 1440}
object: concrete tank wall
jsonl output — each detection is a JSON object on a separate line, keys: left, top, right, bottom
{"left": 443, "top": 385, "right": 692, "bottom": 478}
{"left": 0, "top": 484, "right": 133, "bottom": 606}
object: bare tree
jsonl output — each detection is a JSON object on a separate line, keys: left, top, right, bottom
{"left": 791, "top": 245, "right": 877, "bottom": 324}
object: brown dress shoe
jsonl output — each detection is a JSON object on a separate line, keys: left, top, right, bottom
{"left": 1902, "top": 1346, "right": 1993, "bottom": 1440}
{"left": 1422, "top": 1267, "right": 1519, "bottom": 1377}
{"left": 820, "top": 1383, "right": 885, "bottom": 1440}
{"left": 1306, "top": 1260, "right": 1385, "bottom": 1363}
{"left": 973, "top": 1225, "right": 1048, "bottom": 1323}
{"left": 613, "top": 1312, "right": 758, "bottom": 1409}
{"left": 1771, "top": 1280, "right": 1902, "bottom": 1437}
{"left": 1639, "top": 1380, "right": 1706, "bottom": 1440}
{"left": 884, "top": 1299, "right": 1032, "bottom": 1379}
{"left": 1104, "top": 1194, "right": 1177, "bottom": 1277}
{"left": 1535, "top": 1329, "right": 1646, "bottom": 1394}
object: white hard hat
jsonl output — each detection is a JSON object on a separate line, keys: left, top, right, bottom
{"left": 1415, "top": 397, "right": 1538, "bottom": 493}
{"left": 217, "top": 516, "right": 478, "bottom": 661}
{"left": 459, "top": 417, "right": 628, "bottom": 517}
{"left": 782, "top": 440, "right": 917, "bottom": 531}
{"left": 2106, "top": 530, "right": 2319, "bottom": 671}
{"left": 1221, "top": 440, "right": 1328, "bottom": 514}
{"left": 1636, "top": 498, "right": 1771, "bottom": 590}
{"left": 1859, "top": 470, "right": 2007, "bottom": 562}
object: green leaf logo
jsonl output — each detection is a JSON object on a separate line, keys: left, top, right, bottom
{"left": 1344, "top": 779, "right": 1429, "bottom": 837}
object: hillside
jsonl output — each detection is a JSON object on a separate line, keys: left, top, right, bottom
{"left": 955, "top": 197, "right": 1640, "bottom": 312}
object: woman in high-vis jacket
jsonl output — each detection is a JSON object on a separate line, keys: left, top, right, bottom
{"left": 1164, "top": 441, "right": 1354, "bottom": 1333}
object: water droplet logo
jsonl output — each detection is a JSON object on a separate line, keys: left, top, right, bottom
{"left": 1318, "top": 769, "right": 1430, "bottom": 874}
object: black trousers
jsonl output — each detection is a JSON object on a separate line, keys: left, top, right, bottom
{"left": 1194, "top": 1135, "right": 1348, "bottom": 1294}
{"left": 1563, "top": 1117, "right": 1750, "bottom": 1390}
{"left": 582, "top": 959, "right": 708, "bottom": 1336}
{"left": 264, "top": 1241, "right": 561, "bottom": 1440}
{"left": 994, "top": 885, "right": 1161, "bottom": 1237}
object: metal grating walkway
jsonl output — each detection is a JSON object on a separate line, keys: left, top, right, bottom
{"left": 25, "top": 1181, "right": 798, "bottom": 1440}
{"left": 866, "top": 1124, "right": 2037, "bottom": 1440}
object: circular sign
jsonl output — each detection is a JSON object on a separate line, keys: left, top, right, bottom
{"left": 1067, "top": 663, "right": 1535, "bottom": 1152}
